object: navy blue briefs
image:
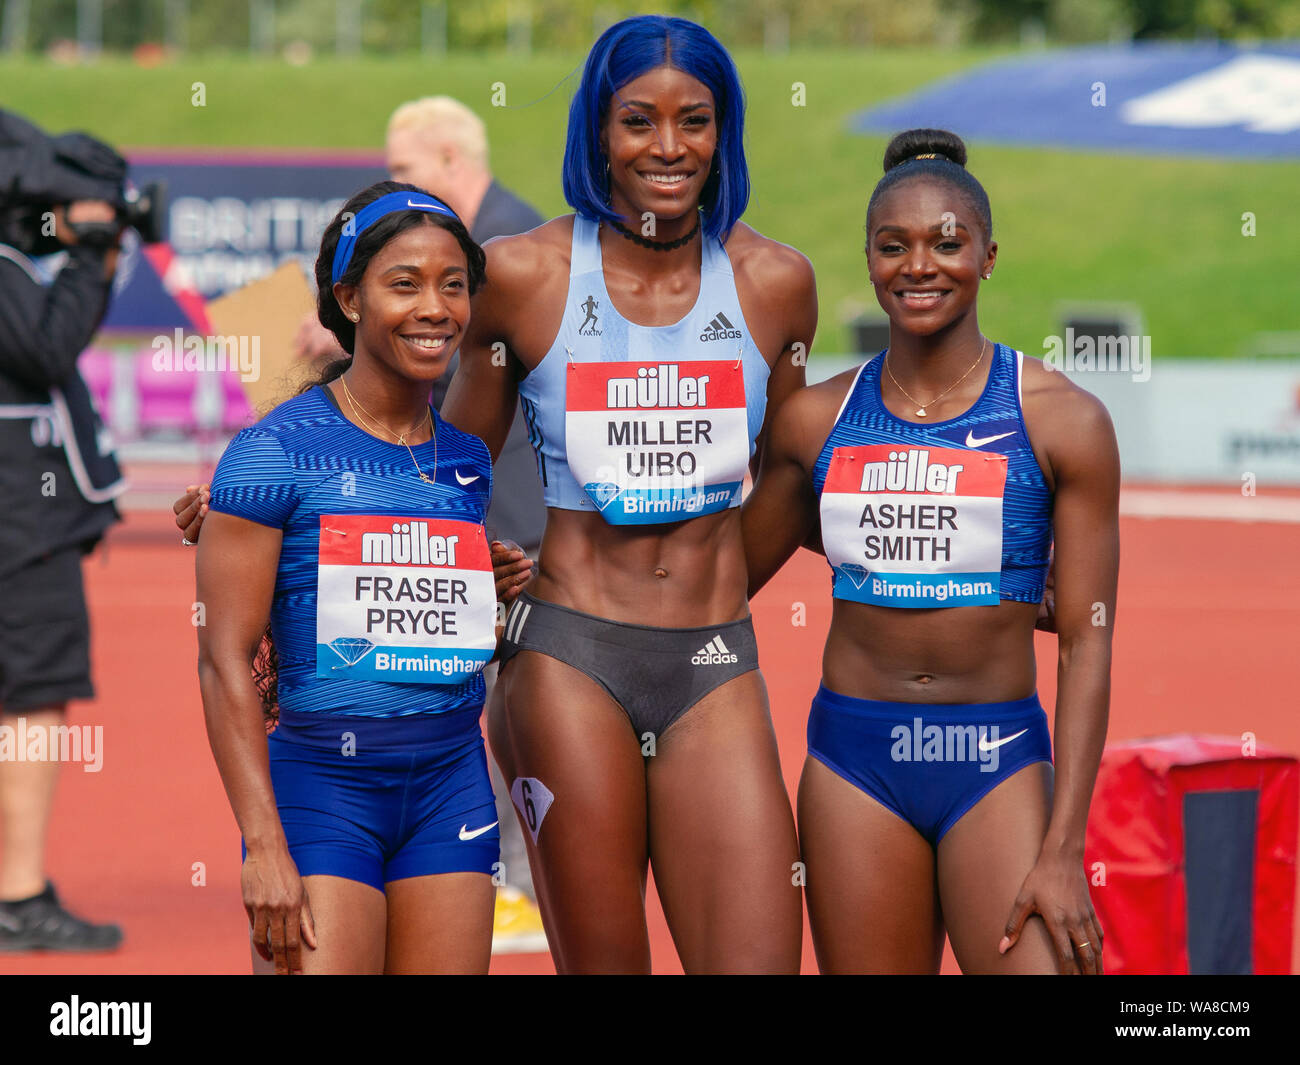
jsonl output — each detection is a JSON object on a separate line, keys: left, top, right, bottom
{"left": 807, "top": 684, "right": 1053, "bottom": 845}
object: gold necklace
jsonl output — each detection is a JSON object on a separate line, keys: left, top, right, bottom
{"left": 884, "top": 337, "right": 988, "bottom": 418}
{"left": 338, "top": 376, "right": 438, "bottom": 485}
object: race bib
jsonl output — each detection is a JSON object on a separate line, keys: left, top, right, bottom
{"left": 316, "top": 515, "right": 496, "bottom": 684}
{"left": 820, "top": 445, "right": 1007, "bottom": 608}
{"left": 565, "top": 360, "right": 749, "bottom": 524}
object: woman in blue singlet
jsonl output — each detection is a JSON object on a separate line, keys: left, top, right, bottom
{"left": 439, "top": 16, "right": 815, "bottom": 972}
{"left": 744, "top": 129, "right": 1116, "bottom": 974}
{"left": 196, "top": 180, "right": 506, "bottom": 974}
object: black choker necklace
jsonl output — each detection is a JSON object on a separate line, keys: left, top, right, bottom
{"left": 608, "top": 215, "right": 700, "bottom": 251}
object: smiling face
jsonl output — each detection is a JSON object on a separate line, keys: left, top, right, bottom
{"left": 866, "top": 178, "right": 997, "bottom": 338}
{"left": 334, "top": 220, "right": 471, "bottom": 384}
{"left": 600, "top": 64, "right": 717, "bottom": 225}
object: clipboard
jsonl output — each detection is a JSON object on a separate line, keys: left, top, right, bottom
{"left": 203, "top": 260, "right": 323, "bottom": 417}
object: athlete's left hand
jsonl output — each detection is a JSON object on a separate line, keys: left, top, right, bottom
{"left": 491, "top": 539, "right": 533, "bottom": 606}
{"left": 998, "top": 854, "right": 1103, "bottom": 974}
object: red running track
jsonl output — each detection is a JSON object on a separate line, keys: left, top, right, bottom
{"left": 1, "top": 505, "right": 1296, "bottom": 974}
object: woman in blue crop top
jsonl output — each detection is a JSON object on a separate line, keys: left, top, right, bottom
{"left": 744, "top": 129, "right": 1117, "bottom": 975}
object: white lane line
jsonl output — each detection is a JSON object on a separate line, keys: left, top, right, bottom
{"left": 1121, "top": 490, "right": 1300, "bottom": 523}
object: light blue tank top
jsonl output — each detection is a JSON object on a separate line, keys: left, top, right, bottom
{"left": 518, "top": 215, "right": 770, "bottom": 524}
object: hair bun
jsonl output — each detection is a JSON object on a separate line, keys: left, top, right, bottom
{"left": 882, "top": 129, "right": 968, "bottom": 173}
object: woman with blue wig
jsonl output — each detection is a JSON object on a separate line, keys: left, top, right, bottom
{"left": 443, "top": 15, "right": 816, "bottom": 972}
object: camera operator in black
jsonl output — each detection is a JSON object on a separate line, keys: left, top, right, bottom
{"left": 0, "top": 116, "right": 129, "bottom": 949}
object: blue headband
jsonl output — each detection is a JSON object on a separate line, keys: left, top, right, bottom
{"left": 330, "top": 191, "right": 460, "bottom": 284}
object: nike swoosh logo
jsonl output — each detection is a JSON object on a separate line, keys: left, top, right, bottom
{"left": 459, "top": 821, "right": 498, "bottom": 840}
{"left": 455, "top": 470, "right": 480, "bottom": 485}
{"left": 978, "top": 728, "right": 1028, "bottom": 752}
{"left": 966, "top": 430, "right": 1015, "bottom": 449}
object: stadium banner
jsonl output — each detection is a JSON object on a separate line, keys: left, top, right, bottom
{"left": 850, "top": 42, "right": 1300, "bottom": 159}
{"left": 808, "top": 356, "right": 1300, "bottom": 486}
{"left": 104, "top": 151, "right": 385, "bottom": 331}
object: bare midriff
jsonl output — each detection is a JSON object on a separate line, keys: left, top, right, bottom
{"left": 529, "top": 506, "right": 750, "bottom": 628}
{"left": 821, "top": 599, "right": 1041, "bottom": 704}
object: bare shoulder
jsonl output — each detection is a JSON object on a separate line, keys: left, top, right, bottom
{"left": 480, "top": 215, "right": 574, "bottom": 291}
{"left": 725, "top": 222, "right": 815, "bottom": 290}
{"left": 1020, "top": 353, "right": 1114, "bottom": 432}
{"left": 1019, "top": 352, "right": 1117, "bottom": 482}
{"left": 774, "top": 363, "right": 866, "bottom": 467}
{"left": 799, "top": 364, "right": 863, "bottom": 417}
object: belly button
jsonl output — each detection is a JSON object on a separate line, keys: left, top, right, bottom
{"left": 915, "top": 674, "right": 933, "bottom": 684}
{"left": 653, "top": 568, "right": 669, "bottom": 579}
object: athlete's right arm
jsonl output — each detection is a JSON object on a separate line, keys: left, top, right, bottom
{"left": 742, "top": 386, "right": 822, "bottom": 599}
{"left": 441, "top": 233, "right": 540, "bottom": 460}
{"left": 195, "top": 510, "right": 316, "bottom": 975}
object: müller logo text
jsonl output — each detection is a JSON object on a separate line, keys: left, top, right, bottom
{"left": 607, "top": 365, "right": 710, "bottom": 409}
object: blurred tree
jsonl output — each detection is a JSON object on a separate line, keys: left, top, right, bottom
{"left": 101, "top": 0, "right": 161, "bottom": 50}
{"left": 1050, "top": 0, "right": 1131, "bottom": 41}
{"left": 971, "top": 0, "right": 1050, "bottom": 39}
{"left": 7, "top": 0, "right": 1298, "bottom": 54}
{"left": 27, "top": 0, "right": 76, "bottom": 49}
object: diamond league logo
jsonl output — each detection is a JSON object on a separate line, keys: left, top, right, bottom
{"left": 329, "top": 636, "right": 376, "bottom": 667}
{"left": 586, "top": 481, "right": 620, "bottom": 509}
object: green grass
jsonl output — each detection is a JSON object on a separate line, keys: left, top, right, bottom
{"left": 1, "top": 48, "right": 1295, "bottom": 357}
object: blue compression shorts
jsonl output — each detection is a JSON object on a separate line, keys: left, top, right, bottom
{"left": 242, "top": 705, "right": 500, "bottom": 890}
{"left": 807, "top": 684, "right": 1053, "bottom": 845}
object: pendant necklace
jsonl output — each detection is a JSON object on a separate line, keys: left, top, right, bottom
{"left": 884, "top": 336, "right": 988, "bottom": 418}
{"left": 339, "top": 376, "right": 438, "bottom": 485}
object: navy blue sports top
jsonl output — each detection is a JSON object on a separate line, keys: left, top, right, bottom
{"left": 812, "top": 344, "right": 1052, "bottom": 608}
{"left": 209, "top": 384, "right": 498, "bottom": 717}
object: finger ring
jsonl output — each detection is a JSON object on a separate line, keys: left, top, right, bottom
{"left": 182, "top": 537, "right": 197, "bottom": 547}
{"left": 1075, "top": 941, "right": 1091, "bottom": 950}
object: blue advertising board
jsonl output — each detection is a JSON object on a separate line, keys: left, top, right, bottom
{"left": 850, "top": 42, "right": 1300, "bottom": 159}
{"left": 103, "top": 151, "right": 385, "bottom": 331}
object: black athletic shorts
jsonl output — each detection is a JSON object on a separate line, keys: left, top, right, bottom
{"left": 0, "top": 546, "right": 93, "bottom": 713}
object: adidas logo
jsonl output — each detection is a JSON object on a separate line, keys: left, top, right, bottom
{"left": 692, "top": 634, "right": 739, "bottom": 665}
{"left": 699, "top": 311, "right": 742, "bottom": 342}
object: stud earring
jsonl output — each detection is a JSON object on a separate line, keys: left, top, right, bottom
{"left": 349, "top": 312, "right": 359, "bottom": 322}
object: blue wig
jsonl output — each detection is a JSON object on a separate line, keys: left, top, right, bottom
{"left": 562, "top": 15, "right": 749, "bottom": 243}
